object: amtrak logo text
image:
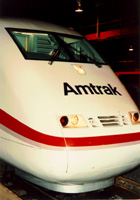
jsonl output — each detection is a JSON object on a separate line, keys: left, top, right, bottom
{"left": 64, "top": 82, "right": 122, "bottom": 96}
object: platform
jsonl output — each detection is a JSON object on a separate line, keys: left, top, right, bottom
{"left": 0, "top": 183, "right": 22, "bottom": 200}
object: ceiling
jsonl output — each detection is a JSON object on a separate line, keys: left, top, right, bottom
{"left": 0, "top": 0, "right": 139, "bottom": 32}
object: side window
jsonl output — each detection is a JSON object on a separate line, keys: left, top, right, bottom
{"left": 15, "top": 33, "right": 30, "bottom": 51}
{"left": 59, "top": 35, "right": 106, "bottom": 64}
{"left": 8, "top": 29, "right": 70, "bottom": 61}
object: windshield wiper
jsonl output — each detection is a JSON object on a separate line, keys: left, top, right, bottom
{"left": 67, "top": 45, "right": 102, "bottom": 68}
{"left": 48, "top": 48, "right": 61, "bottom": 65}
{"left": 91, "top": 59, "right": 102, "bottom": 68}
{"left": 80, "top": 53, "right": 102, "bottom": 68}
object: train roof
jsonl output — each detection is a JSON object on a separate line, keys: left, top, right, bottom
{"left": 0, "top": 18, "right": 81, "bottom": 36}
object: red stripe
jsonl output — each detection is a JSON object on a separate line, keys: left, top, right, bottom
{"left": 1, "top": 109, "right": 140, "bottom": 147}
{"left": 0, "top": 109, "right": 66, "bottom": 147}
{"left": 65, "top": 133, "right": 140, "bottom": 147}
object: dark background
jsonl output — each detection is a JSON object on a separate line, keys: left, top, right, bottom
{"left": 0, "top": 0, "right": 139, "bottom": 29}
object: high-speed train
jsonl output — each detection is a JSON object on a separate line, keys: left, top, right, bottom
{"left": 0, "top": 18, "right": 140, "bottom": 193}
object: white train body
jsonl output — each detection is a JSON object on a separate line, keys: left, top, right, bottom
{"left": 0, "top": 19, "right": 140, "bottom": 193}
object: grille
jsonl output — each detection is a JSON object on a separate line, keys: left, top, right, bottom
{"left": 98, "top": 116, "right": 121, "bottom": 127}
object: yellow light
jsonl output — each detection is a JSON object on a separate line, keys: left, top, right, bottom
{"left": 133, "top": 113, "right": 139, "bottom": 121}
{"left": 129, "top": 112, "right": 140, "bottom": 124}
{"left": 129, "top": 45, "right": 134, "bottom": 51}
{"left": 70, "top": 115, "right": 79, "bottom": 125}
{"left": 72, "top": 65, "right": 85, "bottom": 74}
{"left": 75, "top": 2, "right": 83, "bottom": 12}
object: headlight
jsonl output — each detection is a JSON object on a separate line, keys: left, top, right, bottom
{"left": 60, "top": 115, "right": 88, "bottom": 128}
{"left": 129, "top": 112, "right": 140, "bottom": 124}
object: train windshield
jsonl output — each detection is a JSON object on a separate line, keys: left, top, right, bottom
{"left": 8, "top": 29, "right": 106, "bottom": 64}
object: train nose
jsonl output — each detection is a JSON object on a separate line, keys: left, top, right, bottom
{"left": 64, "top": 141, "right": 140, "bottom": 182}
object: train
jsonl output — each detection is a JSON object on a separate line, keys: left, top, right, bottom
{"left": 0, "top": 18, "right": 140, "bottom": 193}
